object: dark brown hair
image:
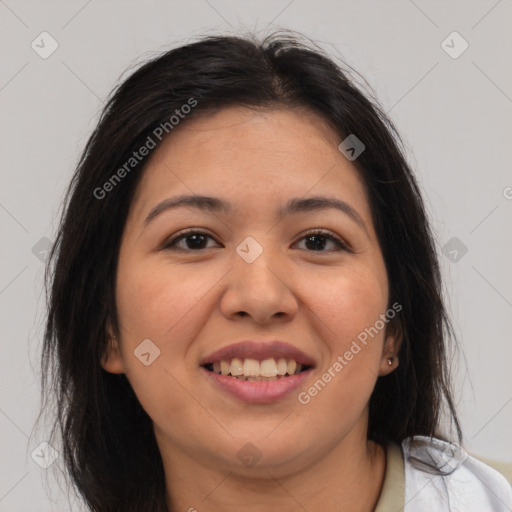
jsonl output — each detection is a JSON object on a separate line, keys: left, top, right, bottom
{"left": 40, "top": 32, "right": 461, "bottom": 511}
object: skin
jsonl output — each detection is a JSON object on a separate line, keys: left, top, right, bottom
{"left": 102, "top": 106, "right": 402, "bottom": 512}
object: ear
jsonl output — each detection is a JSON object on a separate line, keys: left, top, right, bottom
{"left": 100, "top": 323, "right": 126, "bottom": 374}
{"left": 378, "top": 317, "right": 403, "bottom": 376}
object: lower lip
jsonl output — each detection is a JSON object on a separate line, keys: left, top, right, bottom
{"left": 201, "top": 367, "right": 313, "bottom": 403}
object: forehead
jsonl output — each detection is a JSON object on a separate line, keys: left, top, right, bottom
{"left": 129, "top": 106, "right": 371, "bottom": 225}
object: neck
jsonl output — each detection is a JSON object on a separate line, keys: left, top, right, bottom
{"left": 160, "top": 430, "right": 386, "bottom": 512}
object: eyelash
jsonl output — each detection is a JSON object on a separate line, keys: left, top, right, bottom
{"left": 163, "top": 228, "right": 351, "bottom": 253}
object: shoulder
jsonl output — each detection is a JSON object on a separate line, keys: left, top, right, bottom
{"left": 401, "top": 436, "right": 512, "bottom": 512}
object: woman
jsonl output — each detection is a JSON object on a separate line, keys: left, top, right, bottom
{"left": 40, "top": 32, "right": 512, "bottom": 511}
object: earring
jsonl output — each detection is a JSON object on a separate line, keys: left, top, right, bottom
{"left": 387, "top": 357, "right": 393, "bottom": 366}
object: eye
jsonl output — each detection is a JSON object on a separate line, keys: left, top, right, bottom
{"left": 294, "top": 229, "right": 350, "bottom": 252}
{"left": 162, "top": 228, "right": 350, "bottom": 253}
{"left": 163, "top": 230, "right": 221, "bottom": 251}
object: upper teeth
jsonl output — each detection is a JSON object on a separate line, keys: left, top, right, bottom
{"left": 211, "top": 358, "right": 302, "bottom": 377}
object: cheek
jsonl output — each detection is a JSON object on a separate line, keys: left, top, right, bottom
{"left": 114, "top": 256, "right": 212, "bottom": 427}
{"left": 301, "top": 261, "right": 389, "bottom": 410}
{"left": 113, "top": 255, "right": 207, "bottom": 402}
{"left": 116, "top": 255, "right": 218, "bottom": 343}
{"left": 312, "top": 264, "right": 388, "bottom": 350}
{"left": 293, "top": 271, "right": 388, "bottom": 436}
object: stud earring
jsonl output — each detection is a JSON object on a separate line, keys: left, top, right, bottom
{"left": 387, "top": 357, "right": 393, "bottom": 366}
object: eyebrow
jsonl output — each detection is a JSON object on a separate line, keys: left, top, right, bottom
{"left": 143, "top": 194, "right": 368, "bottom": 233}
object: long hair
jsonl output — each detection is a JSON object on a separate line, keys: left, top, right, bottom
{"left": 40, "top": 32, "right": 461, "bottom": 511}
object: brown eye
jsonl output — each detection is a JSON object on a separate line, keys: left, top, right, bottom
{"left": 164, "top": 230, "right": 220, "bottom": 251}
{"left": 294, "top": 230, "right": 350, "bottom": 252}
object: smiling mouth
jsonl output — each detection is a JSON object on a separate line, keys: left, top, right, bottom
{"left": 203, "top": 357, "right": 312, "bottom": 381}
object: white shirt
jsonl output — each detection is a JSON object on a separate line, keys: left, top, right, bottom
{"left": 402, "top": 436, "right": 512, "bottom": 511}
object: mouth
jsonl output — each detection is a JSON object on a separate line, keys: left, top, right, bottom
{"left": 199, "top": 340, "right": 316, "bottom": 403}
{"left": 203, "top": 357, "right": 312, "bottom": 381}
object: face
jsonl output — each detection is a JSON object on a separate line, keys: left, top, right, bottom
{"left": 102, "top": 106, "right": 400, "bottom": 477}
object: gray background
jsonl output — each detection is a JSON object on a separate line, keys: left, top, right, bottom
{"left": 1, "top": 0, "right": 511, "bottom": 510}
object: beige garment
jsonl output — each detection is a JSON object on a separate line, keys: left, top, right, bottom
{"left": 374, "top": 442, "right": 405, "bottom": 512}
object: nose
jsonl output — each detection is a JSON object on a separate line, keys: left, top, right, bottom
{"left": 219, "top": 245, "right": 299, "bottom": 325}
